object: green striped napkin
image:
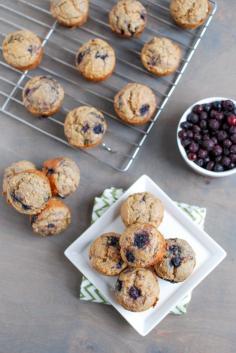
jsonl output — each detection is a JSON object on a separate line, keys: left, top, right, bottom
{"left": 80, "top": 188, "right": 206, "bottom": 315}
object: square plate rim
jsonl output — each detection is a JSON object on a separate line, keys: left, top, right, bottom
{"left": 64, "top": 174, "right": 226, "bottom": 336}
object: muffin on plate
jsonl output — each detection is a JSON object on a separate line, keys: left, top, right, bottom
{"left": 170, "top": 0, "right": 210, "bottom": 30}
{"left": 31, "top": 198, "right": 71, "bottom": 236}
{"left": 154, "top": 238, "right": 196, "bottom": 282}
{"left": 64, "top": 106, "right": 107, "bottom": 148}
{"left": 6, "top": 170, "right": 52, "bottom": 215}
{"left": 22, "top": 76, "right": 64, "bottom": 117}
{"left": 115, "top": 268, "right": 160, "bottom": 312}
{"left": 2, "top": 30, "right": 43, "bottom": 70}
{"left": 42, "top": 157, "right": 80, "bottom": 198}
{"left": 89, "top": 232, "right": 127, "bottom": 276}
{"left": 141, "top": 37, "right": 182, "bottom": 76}
{"left": 50, "top": 0, "right": 89, "bottom": 27}
{"left": 75, "top": 38, "right": 116, "bottom": 81}
{"left": 119, "top": 223, "right": 166, "bottom": 267}
{"left": 109, "top": 0, "right": 147, "bottom": 38}
{"left": 120, "top": 192, "right": 164, "bottom": 226}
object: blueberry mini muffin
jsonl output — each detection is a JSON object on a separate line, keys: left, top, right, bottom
{"left": 75, "top": 38, "right": 116, "bottom": 81}
{"left": 120, "top": 192, "right": 164, "bottom": 227}
{"left": 6, "top": 170, "right": 52, "bottom": 215}
{"left": 115, "top": 268, "right": 160, "bottom": 312}
{"left": 109, "top": 0, "right": 147, "bottom": 38}
{"left": 89, "top": 232, "right": 127, "bottom": 276}
{"left": 170, "top": 0, "right": 210, "bottom": 30}
{"left": 50, "top": 0, "right": 89, "bottom": 27}
{"left": 120, "top": 223, "right": 165, "bottom": 267}
{"left": 2, "top": 30, "right": 43, "bottom": 71}
{"left": 154, "top": 238, "right": 196, "bottom": 282}
{"left": 2, "top": 160, "right": 36, "bottom": 196}
{"left": 22, "top": 76, "right": 64, "bottom": 117}
{"left": 31, "top": 198, "right": 71, "bottom": 236}
{"left": 114, "top": 83, "right": 157, "bottom": 125}
{"left": 42, "top": 157, "right": 80, "bottom": 198}
{"left": 64, "top": 106, "right": 107, "bottom": 148}
{"left": 141, "top": 37, "right": 182, "bottom": 76}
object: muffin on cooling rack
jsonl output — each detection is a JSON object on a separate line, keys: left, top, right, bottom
{"left": 31, "top": 198, "right": 71, "bottom": 236}
{"left": 75, "top": 38, "right": 116, "bottom": 81}
{"left": 22, "top": 75, "right": 64, "bottom": 117}
{"left": 42, "top": 157, "right": 80, "bottom": 198}
{"left": 114, "top": 83, "right": 157, "bottom": 125}
{"left": 109, "top": 0, "right": 147, "bottom": 38}
{"left": 2, "top": 30, "right": 43, "bottom": 71}
{"left": 50, "top": 0, "right": 89, "bottom": 27}
{"left": 64, "top": 106, "right": 107, "bottom": 148}
{"left": 170, "top": 0, "right": 210, "bottom": 30}
{"left": 141, "top": 36, "right": 182, "bottom": 76}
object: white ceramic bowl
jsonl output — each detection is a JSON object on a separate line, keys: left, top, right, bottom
{"left": 177, "top": 97, "right": 236, "bottom": 178}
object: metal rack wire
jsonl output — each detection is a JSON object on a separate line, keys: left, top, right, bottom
{"left": 0, "top": 0, "right": 217, "bottom": 171}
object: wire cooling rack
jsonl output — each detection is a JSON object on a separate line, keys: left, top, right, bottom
{"left": 0, "top": 0, "right": 217, "bottom": 171}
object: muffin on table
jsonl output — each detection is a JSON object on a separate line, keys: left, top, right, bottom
{"left": 75, "top": 38, "right": 116, "bottom": 81}
{"left": 170, "top": 0, "right": 210, "bottom": 30}
{"left": 31, "top": 198, "right": 71, "bottom": 236}
{"left": 89, "top": 232, "right": 127, "bottom": 276}
{"left": 141, "top": 36, "right": 182, "bottom": 76}
{"left": 6, "top": 170, "right": 52, "bottom": 215}
{"left": 114, "top": 83, "right": 157, "bottom": 125}
{"left": 22, "top": 76, "right": 64, "bottom": 117}
{"left": 42, "top": 157, "right": 80, "bottom": 198}
{"left": 109, "top": 0, "right": 147, "bottom": 38}
{"left": 154, "top": 238, "right": 196, "bottom": 283}
{"left": 2, "top": 160, "right": 36, "bottom": 196}
{"left": 50, "top": 0, "right": 89, "bottom": 27}
{"left": 64, "top": 106, "right": 107, "bottom": 148}
{"left": 115, "top": 268, "right": 160, "bottom": 312}
{"left": 2, "top": 30, "right": 43, "bottom": 71}
{"left": 120, "top": 192, "right": 164, "bottom": 227}
{"left": 119, "top": 223, "right": 166, "bottom": 268}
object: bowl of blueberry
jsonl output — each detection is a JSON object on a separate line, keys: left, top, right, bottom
{"left": 177, "top": 97, "right": 236, "bottom": 177}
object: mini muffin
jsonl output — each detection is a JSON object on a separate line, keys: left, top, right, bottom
{"left": 119, "top": 223, "right": 165, "bottom": 267}
{"left": 114, "top": 83, "right": 157, "bottom": 125}
{"left": 89, "top": 232, "right": 127, "bottom": 276}
{"left": 50, "top": 0, "right": 89, "bottom": 27}
{"left": 75, "top": 38, "right": 116, "bottom": 82}
{"left": 154, "top": 238, "right": 196, "bottom": 283}
{"left": 2, "top": 160, "right": 36, "bottom": 196}
{"left": 64, "top": 106, "right": 107, "bottom": 148}
{"left": 141, "top": 37, "right": 182, "bottom": 76}
{"left": 115, "top": 268, "right": 160, "bottom": 312}
{"left": 170, "top": 0, "right": 210, "bottom": 30}
{"left": 120, "top": 192, "right": 164, "bottom": 227}
{"left": 6, "top": 170, "right": 52, "bottom": 215}
{"left": 30, "top": 198, "right": 71, "bottom": 236}
{"left": 2, "top": 30, "right": 43, "bottom": 71}
{"left": 109, "top": 0, "right": 147, "bottom": 38}
{"left": 22, "top": 76, "right": 64, "bottom": 117}
{"left": 42, "top": 157, "right": 80, "bottom": 198}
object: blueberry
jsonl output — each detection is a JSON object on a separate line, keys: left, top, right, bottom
{"left": 230, "top": 134, "right": 236, "bottom": 144}
{"left": 214, "top": 163, "right": 224, "bottom": 172}
{"left": 222, "top": 100, "right": 235, "bottom": 111}
{"left": 46, "top": 168, "right": 54, "bottom": 175}
{"left": 202, "top": 139, "right": 214, "bottom": 151}
{"left": 211, "top": 137, "right": 218, "bottom": 145}
{"left": 181, "top": 138, "right": 191, "bottom": 147}
{"left": 169, "top": 244, "right": 179, "bottom": 254}
{"left": 222, "top": 123, "right": 229, "bottom": 131}
{"left": 180, "top": 121, "right": 192, "bottom": 129}
{"left": 24, "top": 88, "right": 31, "bottom": 96}
{"left": 192, "top": 125, "right": 201, "bottom": 133}
{"left": 209, "top": 119, "right": 220, "bottom": 130}
{"left": 95, "top": 51, "right": 108, "bottom": 60}
{"left": 187, "top": 130, "right": 193, "bottom": 139}
{"left": 140, "top": 11, "right": 146, "bottom": 20}
{"left": 230, "top": 145, "right": 236, "bottom": 154}
{"left": 221, "top": 156, "right": 231, "bottom": 167}
{"left": 189, "top": 142, "right": 199, "bottom": 153}
{"left": 203, "top": 103, "right": 211, "bottom": 112}
{"left": 217, "top": 130, "right": 227, "bottom": 141}
{"left": 212, "top": 101, "right": 222, "bottom": 111}
{"left": 129, "top": 286, "right": 141, "bottom": 300}
{"left": 215, "top": 112, "right": 224, "bottom": 121}
{"left": 171, "top": 256, "right": 182, "bottom": 267}
{"left": 116, "top": 280, "right": 122, "bottom": 291}
{"left": 11, "top": 192, "right": 31, "bottom": 210}
{"left": 139, "top": 104, "right": 150, "bottom": 116}
{"left": 199, "top": 120, "right": 207, "bottom": 129}
{"left": 195, "top": 159, "right": 204, "bottom": 167}
{"left": 107, "top": 236, "right": 119, "bottom": 247}
{"left": 228, "top": 162, "right": 235, "bottom": 169}
{"left": 126, "top": 250, "right": 135, "bottom": 263}
{"left": 134, "top": 232, "right": 149, "bottom": 248}
{"left": 31, "top": 215, "right": 38, "bottom": 225}
{"left": 116, "top": 260, "right": 123, "bottom": 269}
{"left": 76, "top": 51, "right": 85, "bottom": 65}
{"left": 194, "top": 133, "right": 202, "bottom": 142}
{"left": 212, "top": 145, "right": 223, "bottom": 156}
{"left": 223, "top": 139, "right": 232, "bottom": 148}
{"left": 93, "top": 124, "right": 104, "bottom": 134}
{"left": 48, "top": 223, "right": 55, "bottom": 228}
{"left": 199, "top": 111, "right": 208, "bottom": 120}
{"left": 81, "top": 123, "right": 90, "bottom": 133}
{"left": 223, "top": 148, "right": 230, "bottom": 156}
{"left": 230, "top": 154, "right": 236, "bottom": 163}
{"left": 198, "top": 149, "right": 208, "bottom": 159}
{"left": 178, "top": 130, "right": 187, "bottom": 139}
{"left": 229, "top": 126, "right": 236, "bottom": 135}
{"left": 206, "top": 161, "right": 214, "bottom": 171}
{"left": 204, "top": 156, "right": 210, "bottom": 165}
{"left": 192, "top": 104, "right": 203, "bottom": 114}
{"left": 202, "top": 134, "right": 210, "bottom": 141}
{"left": 187, "top": 113, "right": 199, "bottom": 124}
{"left": 210, "top": 110, "right": 219, "bottom": 119}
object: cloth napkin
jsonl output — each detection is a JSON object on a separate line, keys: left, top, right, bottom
{"left": 80, "top": 188, "right": 206, "bottom": 315}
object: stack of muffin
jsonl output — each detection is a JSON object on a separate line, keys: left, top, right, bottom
{"left": 2, "top": 157, "right": 80, "bottom": 237}
{"left": 89, "top": 192, "right": 196, "bottom": 312}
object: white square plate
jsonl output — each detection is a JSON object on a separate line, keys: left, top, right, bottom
{"left": 65, "top": 175, "right": 226, "bottom": 336}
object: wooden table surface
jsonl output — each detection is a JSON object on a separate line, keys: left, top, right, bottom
{"left": 0, "top": 1, "right": 235, "bottom": 352}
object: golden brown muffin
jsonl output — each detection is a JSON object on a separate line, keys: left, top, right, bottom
{"left": 50, "top": 0, "right": 89, "bottom": 27}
